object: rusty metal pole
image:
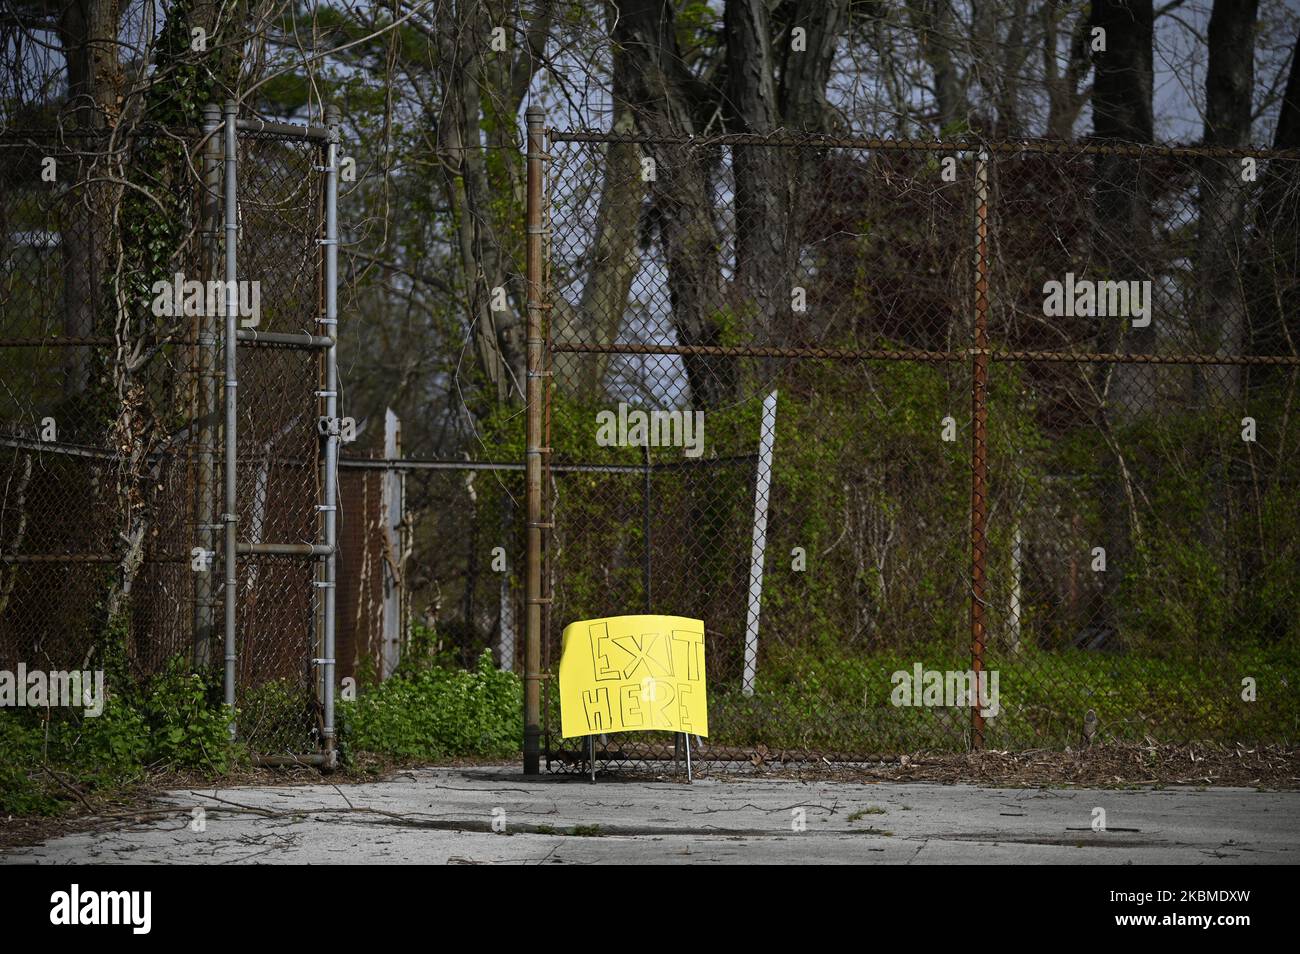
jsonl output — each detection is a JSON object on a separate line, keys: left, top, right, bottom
{"left": 523, "top": 106, "right": 546, "bottom": 774}
{"left": 970, "top": 149, "right": 990, "bottom": 751}
{"left": 643, "top": 441, "right": 652, "bottom": 612}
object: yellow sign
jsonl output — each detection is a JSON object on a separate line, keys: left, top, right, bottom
{"left": 559, "top": 615, "right": 708, "bottom": 738}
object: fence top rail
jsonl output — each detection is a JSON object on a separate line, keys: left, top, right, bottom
{"left": 234, "top": 116, "right": 330, "bottom": 142}
{"left": 339, "top": 454, "right": 759, "bottom": 474}
{"left": 546, "top": 128, "right": 1300, "bottom": 161}
{"left": 551, "top": 341, "right": 1300, "bottom": 366}
{"left": 0, "top": 115, "right": 329, "bottom": 147}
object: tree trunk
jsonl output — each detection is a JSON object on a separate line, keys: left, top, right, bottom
{"left": 727, "top": 0, "right": 848, "bottom": 351}
{"left": 1195, "top": 0, "right": 1258, "bottom": 399}
{"left": 1194, "top": 0, "right": 1259, "bottom": 617}
{"left": 435, "top": 0, "right": 550, "bottom": 408}
{"left": 726, "top": 0, "right": 786, "bottom": 342}
{"left": 613, "top": 0, "right": 730, "bottom": 407}
{"left": 905, "top": 0, "right": 967, "bottom": 134}
{"left": 776, "top": 0, "right": 849, "bottom": 132}
{"left": 1090, "top": 0, "right": 1155, "bottom": 646}
{"left": 56, "top": 0, "right": 122, "bottom": 396}
{"left": 1042, "top": 0, "right": 1093, "bottom": 140}
{"left": 556, "top": 8, "right": 645, "bottom": 399}
{"left": 1246, "top": 25, "right": 1300, "bottom": 361}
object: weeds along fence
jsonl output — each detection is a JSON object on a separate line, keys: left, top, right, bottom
{"left": 528, "top": 119, "right": 1300, "bottom": 772}
{"left": 0, "top": 107, "right": 348, "bottom": 764}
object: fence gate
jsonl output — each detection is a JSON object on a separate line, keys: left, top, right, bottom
{"left": 218, "top": 106, "right": 343, "bottom": 765}
{"left": 526, "top": 117, "right": 1300, "bottom": 773}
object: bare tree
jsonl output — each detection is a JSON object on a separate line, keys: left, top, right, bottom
{"left": 1196, "top": 0, "right": 1259, "bottom": 398}
{"left": 1042, "top": 0, "right": 1093, "bottom": 138}
{"left": 1089, "top": 0, "right": 1155, "bottom": 644}
{"left": 612, "top": 0, "right": 731, "bottom": 407}
{"left": 432, "top": 0, "right": 553, "bottom": 408}
{"left": 554, "top": 2, "right": 645, "bottom": 399}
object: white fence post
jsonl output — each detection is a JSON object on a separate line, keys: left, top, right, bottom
{"left": 1010, "top": 521, "right": 1022, "bottom": 653}
{"left": 381, "top": 408, "right": 403, "bottom": 678}
{"left": 742, "top": 390, "right": 779, "bottom": 696}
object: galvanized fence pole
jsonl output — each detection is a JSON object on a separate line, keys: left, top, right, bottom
{"left": 320, "top": 106, "right": 341, "bottom": 766}
{"left": 523, "top": 106, "right": 546, "bottom": 774}
{"left": 196, "top": 104, "right": 221, "bottom": 669}
{"left": 540, "top": 155, "right": 556, "bottom": 767}
{"left": 970, "top": 149, "right": 990, "bottom": 750}
{"left": 222, "top": 100, "right": 239, "bottom": 736}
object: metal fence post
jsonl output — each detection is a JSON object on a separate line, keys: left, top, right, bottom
{"left": 222, "top": 100, "right": 239, "bottom": 736}
{"left": 195, "top": 103, "right": 221, "bottom": 669}
{"left": 321, "top": 105, "right": 341, "bottom": 767}
{"left": 643, "top": 441, "right": 652, "bottom": 612}
{"left": 523, "top": 105, "right": 546, "bottom": 774}
{"left": 970, "top": 148, "right": 990, "bottom": 750}
{"left": 497, "top": 498, "right": 516, "bottom": 672}
{"left": 382, "top": 407, "right": 403, "bottom": 678}
{"left": 742, "top": 390, "right": 779, "bottom": 696}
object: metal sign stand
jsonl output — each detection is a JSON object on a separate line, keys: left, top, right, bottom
{"left": 587, "top": 732, "right": 693, "bottom": 783}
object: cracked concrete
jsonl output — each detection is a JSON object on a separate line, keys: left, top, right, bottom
{"left": 3, "top": 766, "right": 1297, "bottom": 864}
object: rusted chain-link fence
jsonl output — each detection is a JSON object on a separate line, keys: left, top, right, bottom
{"left": 0, "top": 130, "right": 199, "bottom": 683}
{"left": 336, "top": 456, "right": 523, "bottom": 679}
{"left": 0, "top": 115, "right": 344, "bottom": 760}
{"left": 536, "top": 129, "right": 1300, "bottom": 770}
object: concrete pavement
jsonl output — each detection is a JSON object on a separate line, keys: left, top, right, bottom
{"left": 3, "top": 766, "right": 1296, "bottom": 864}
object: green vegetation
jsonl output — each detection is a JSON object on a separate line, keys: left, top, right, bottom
{"left": 337, "top": 648, "right": 522, "bottom": 761}
{"left": 847, "top": 807, "right": 887, "bottom": 821}
{"left": 5, "top": 291, "right": 1298, "bottom": 816}
{"left": 0, "top": 657, "right": 237, "bottom": 816}
{"left": 528, "top": 355, "right": 1300, "bottom": 758}
{"left": 0, "top": 646, "right": 523, "bottom": 817}
{"left": 705, "top": 642, "right": 1299, "bottom": 754}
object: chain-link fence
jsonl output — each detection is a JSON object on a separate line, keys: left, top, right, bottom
{"left": 335, "top": 456, "right": 521, "bottom": 680}
{"left": 0, "top": 111, "right": 343, "bottom": 762}
{"left": 1, "top": 127, "right": 204, "bottom": 684}
{"left": 226, "top": 120, "right": 334, "bottom": 759}
{"left": 535, "top": 127, "right": 1300, "bottom": 771}
{"left": 398, "top": 463, "right": 525, "bottom": 672}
